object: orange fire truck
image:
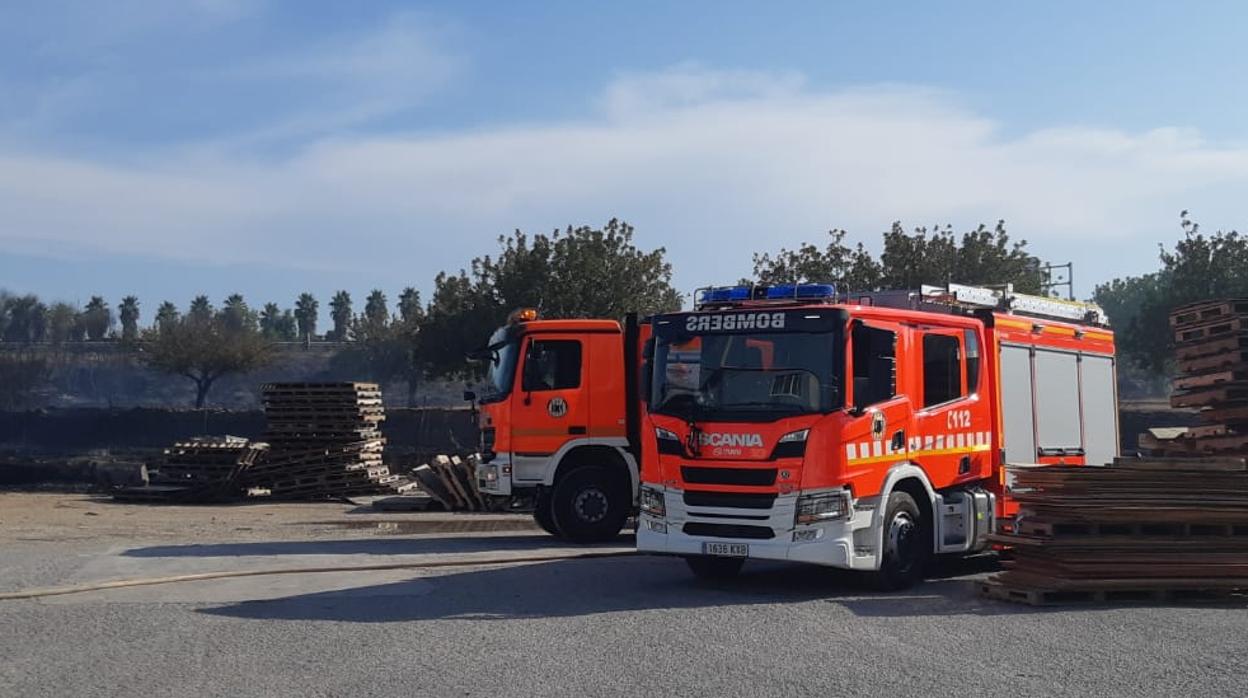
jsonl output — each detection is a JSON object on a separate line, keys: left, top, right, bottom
{"left": 471, "top": 309, "right": 646, "bottom": 542}
{"left": 636, "top": 282, "right": 1118, "bottom": 588}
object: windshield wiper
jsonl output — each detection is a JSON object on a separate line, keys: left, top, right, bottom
{"left": 714, "top": 401, "right": 808, "bottom": 413}
{"left": 653, "top": 393, "right": 704, "bottom": 419}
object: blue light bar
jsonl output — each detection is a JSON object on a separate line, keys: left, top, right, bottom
{"left": 765, "top": 283, "right": 837, "bottom": 300}
{"left": 700, "top": 285, "right": 753, "bottom": 304}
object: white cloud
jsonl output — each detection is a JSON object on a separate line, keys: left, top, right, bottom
{"left": 601, "top": 63, "right": 806, "bottom": 117}
{"left": 0, "top": 7, "right": 462, "bottom": 149}
{"left": 4, "top": 66, "right": 1248, "bottom": 295}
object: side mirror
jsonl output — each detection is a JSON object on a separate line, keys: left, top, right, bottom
{"left": 462, "top": 390, "right": 477, "bottom": 402}
{"left": 639, "top": 338, "right": 655, "bottom": 402}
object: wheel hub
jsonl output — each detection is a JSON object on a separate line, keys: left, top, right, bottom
{"left": 573, "top": 488, "right": 608, "bottom": 523}
{"left": 888, "top": 511, "right": 918, "bottom": 570}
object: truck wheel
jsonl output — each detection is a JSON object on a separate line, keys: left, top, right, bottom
{"left": 873, "top": 491, "right": 931, "bottom": 591}
{"left": 549, "top": 466, "right": 629, "bottom": 543}
{"left": 533, "top": 490, "right": 561, "bottom": 537}
{"left": 685, "top": 555, "right": 745, "bottom": 580}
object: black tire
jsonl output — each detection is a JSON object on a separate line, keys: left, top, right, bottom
{"left": 532, "top": 490, "right": 561, "bottom": 537}
{"left": 549, "top": 466, "right": 630, "bottom": 543}
{"left": 873, "top": 491, "right": 931, "bottom": 591}
{"left": 685, "top": 555, "right": 745, "bottom": 580}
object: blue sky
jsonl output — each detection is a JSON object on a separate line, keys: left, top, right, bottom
{"left": 3, "top": 1, "right": 1248, "bottom": 319}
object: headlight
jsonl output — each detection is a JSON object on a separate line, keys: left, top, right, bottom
{"left": 778, "top": 429, "right": 809, "bottom": 443}
{"left": 640, "top": 485, "right": 667, "bottom": 518}
{"left": 655, "top": 427, "right": 684, "bottom": 456}
{"left": 772, "top": 428, "right": 809, "bottom": 459}
{"left": 795, "top": 490, "right": 850, "bottom": 525}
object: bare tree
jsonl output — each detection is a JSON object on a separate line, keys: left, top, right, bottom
{"left": 141, "top": 311, "right": 275, "bottom": 407}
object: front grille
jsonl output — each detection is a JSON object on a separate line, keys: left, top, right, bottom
{"left": 681, "top": 466, "right": 776, "bottom": 486}
{"left": 683, "top": 522, "right": 775, "bottom": 540}
{"left": 684, "top": 491, "right": 776, "bottom": 510}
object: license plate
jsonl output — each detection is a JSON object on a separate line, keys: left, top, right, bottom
{"left": 702, "top": 542, "right": 748, "bottom": 557}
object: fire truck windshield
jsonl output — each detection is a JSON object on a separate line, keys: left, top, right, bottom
{"left": 649, "top": 309, "right": 844, "bottom": 422}
{"left": 480, "top": 326, "right": 520, "bottom": 403}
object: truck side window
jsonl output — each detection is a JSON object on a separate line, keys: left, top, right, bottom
{"left": 922, "top": 333, "right": 963, "bottom": 407}
{"left": 852, "top": 323, "right": 896, "bottom": 409}
{"left": 522, "top": 340, "right": 582, "bottom": 391}
{"left": 964, "top": 329, "right": 980, "bottom": 394}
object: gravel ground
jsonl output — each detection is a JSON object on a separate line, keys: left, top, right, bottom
{"left": 1, "top": 493, "right": 1245, "bottom": 698}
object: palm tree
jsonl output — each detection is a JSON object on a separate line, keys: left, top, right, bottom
{"left": 221, "top": 294, "right": 254, "bottom": 332}
{"left": 364, "top": 289, "right": 388, "bottom": 325}
{"left": 259, "top": 302, "right": 282, "bottom": 337}
{"left": 3, "top": 295, "right": 49, "bottom": 343}
{"left": 118, "top": 296, "right": 140, "bottom": 342}
{"left": 294, "top": 293, "right": 318, "bottom": 339}
{"left": 188, "top": 295, "right": 213, "bottom": 323}
{"left": 397, "top": 287, "right": 424, "bottom": 324}
{"left": 155, "top": 301, "right": 180, "bottom": 333}
{"left": 47, "top": 302, "right": 80, "bottom": 344}
{"left": 81, "top": 296, "right": 112, "bottom": 340}
{"left": 329, "top": 291, "right": 352, "bottom": 341}
{"left": 276, "top": 309, "right": 298, "bottom": 340}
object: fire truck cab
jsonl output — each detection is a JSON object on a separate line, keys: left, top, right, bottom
{"left": 473, "top": 310, "right": 644, "bottom": 542}
{"left": 636, "top": 282, "right": 1117, "bottom": 588}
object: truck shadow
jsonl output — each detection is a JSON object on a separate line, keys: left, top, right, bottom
{"left": 197, "top": 552, "right": 1076, "bottom": 623}
{"left": 122, "top": 534, "right": 629, "bottom": 558}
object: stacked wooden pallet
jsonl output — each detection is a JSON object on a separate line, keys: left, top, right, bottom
{"left": 1148, "top": 299, "right": 1248, "bottom": 455}
{"left": 980, "top": 457, "right": 1248, "bottom": 605}
{"left": 239, "top": 382, "right": 407, "bottom": 499}
{"left": 153, "top": 436, "right": 265, "bottom": 486}
{"left": 116, "top": 436, "right": 267, "bottom": 502}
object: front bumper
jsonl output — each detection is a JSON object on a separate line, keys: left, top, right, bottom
{"left": 636, "top": 486, "right": 878, "bottom": 570}
{"left": 475, "top": 455, "right": 513, "bottom": 496}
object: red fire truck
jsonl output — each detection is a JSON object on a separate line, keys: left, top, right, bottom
{"left": 471, "top": 309, "right": 646, "bottom": 542}
{"left": 635, "top": 283, "right": 1117, "bottom": 588}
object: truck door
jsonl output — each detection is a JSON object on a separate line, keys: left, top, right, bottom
{"left": 912, "top": 327, "right": 991, "bottom": 487}
{"left": 843, "top": 319, "right": 913, "bottom": 477}
{"left": 511, "top": 335, "right": 588, "bottom": 483}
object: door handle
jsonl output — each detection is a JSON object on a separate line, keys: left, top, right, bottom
{"left": 568, "top": 426, "right": 587, "bottom": 435}
{"left": 891, "top": 430, "right": 906, "bottom": 451}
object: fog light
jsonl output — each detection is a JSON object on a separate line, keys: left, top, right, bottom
{"left": 645, "top": 519, "right": 667, "bottom": 534}
{"left": 482, "top": 467, "right": 498, "bottom": 482}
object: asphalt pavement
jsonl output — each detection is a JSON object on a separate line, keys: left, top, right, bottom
{"left": 1, "top": 531, "right": 1246, "bottom": 698}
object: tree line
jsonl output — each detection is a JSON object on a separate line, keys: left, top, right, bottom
{"left": 2, "top": 214, "right": 1214, "bottom": 408}
{"left": 1093, "top": 212, "right": 1247, "bottom": 387}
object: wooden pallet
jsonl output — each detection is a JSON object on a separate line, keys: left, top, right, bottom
{"left": 261, "top": 381, "right": 380, "bottom": 390}
{"left": 1171, "top": 385, "right": 1248, "bottom": 408}
{"left": 1173, "top": 369, "right": 1248, "bottom": 391}
{"left": 1175, "top": 317, "right": 1248, "bottom": 344}
{"left": 1178, "top": 349, "right": 1248, "bottom": 375}
{"left": 978, "top": 580, "right": 1245, "bottom": 607}
{"left": 1011, "top": 519, "right": 1248, "bottom": 539}
{"left": 1110, "top": 456, "right": 1248, "bottom": 470}
{"left": 1176, "top": 335, "right": 1248, "bottom": 361}
{"left": 1170, "top": 300, "right": 1248, "bottom": 329}
{"left": 1201, "top": 402, "right": 1248, "bottom": 420}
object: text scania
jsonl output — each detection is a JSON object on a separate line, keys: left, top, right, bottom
{"left": 699, "top": 432, "right": 764, "bottom": 448}
{"left": 684, "top": 312, "right": 786, "bottom": 333}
